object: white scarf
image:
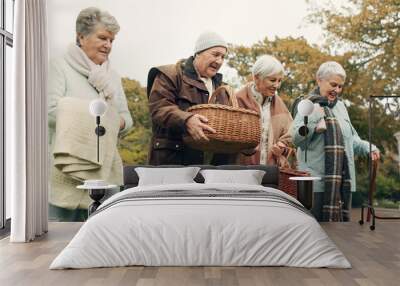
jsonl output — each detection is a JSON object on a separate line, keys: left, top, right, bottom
{"left": 200, "top": 77, "right": 214, "bottom": 101}
{"left": 250, "top": 83, "right": 273, "bottom": 164}
{"left": 64, "top": 44, "right": 116, "bottom": 100}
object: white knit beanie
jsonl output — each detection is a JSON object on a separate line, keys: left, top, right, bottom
{"left": 194, "top": 31, "right": 227, "bottom": 54}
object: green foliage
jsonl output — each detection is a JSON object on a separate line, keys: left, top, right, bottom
{"left": 375, "top": 199, "right": 400, "bottom": 209}
{"left": 118, "top": 78, "right": 151, "bottom": 165}
{"left": 375, "top": 155, "right": 400, "bottom": 201}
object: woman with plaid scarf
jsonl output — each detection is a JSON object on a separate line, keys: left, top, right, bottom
{"left": 290, "top": 61, "right": 380, "bottom": 222}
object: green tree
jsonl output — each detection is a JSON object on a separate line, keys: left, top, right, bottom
{"left": 118, "top": 78, "right": 151, "bottom": 164}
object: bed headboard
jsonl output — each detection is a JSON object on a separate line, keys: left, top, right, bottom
{"left": 123, "top": 165, "right": 279, "bottom": 190}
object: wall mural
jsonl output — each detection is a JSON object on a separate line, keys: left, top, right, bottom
{"left": 47, "top": 0, "right": 400, "bottom": 222}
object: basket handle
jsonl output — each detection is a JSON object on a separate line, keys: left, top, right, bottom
{"left": 209, "top": 85, "right": 238, "bottom": 108}
{"left": 276, "top": 147, "right": 298, "bottom": 169}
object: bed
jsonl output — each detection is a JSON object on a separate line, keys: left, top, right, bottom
{"left": 50, "top": 165, "right": 351, "bottom": 269}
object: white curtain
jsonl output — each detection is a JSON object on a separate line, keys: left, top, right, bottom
{"left": 7, "top": 0, "right": 48, "bottom": 242}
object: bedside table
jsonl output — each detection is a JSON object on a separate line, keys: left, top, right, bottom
{"left": 77, "top": 184, "right": 117, "bottom": 216}
{"left": 289, "top": 177, "right": 321, "bottom": 210}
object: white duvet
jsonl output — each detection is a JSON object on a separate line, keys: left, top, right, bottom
{"left": 50, "top": 183, "right": 351, "bottom": 269}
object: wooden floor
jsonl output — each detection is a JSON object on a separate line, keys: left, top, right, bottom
{"left": 0, "top": 212, "right": 399, "bottom": 286}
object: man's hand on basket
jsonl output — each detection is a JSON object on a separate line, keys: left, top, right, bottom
{"left": 186, "top": 114, "right": 216, "bottom": 141}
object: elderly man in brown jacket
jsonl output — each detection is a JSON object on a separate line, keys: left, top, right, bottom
{"left": 236, "top": 55, "right": 293, "bottom": 166}
{"left": 147, "top": 31, "right": 235, "bottom": 165}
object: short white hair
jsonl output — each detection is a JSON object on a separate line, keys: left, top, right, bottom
{"left": 316, "top": 61, "right": 346, "bottom": 80}
{"left": 251, "top": 55, "right": 284, "bottom": 79}
{"left": 76, "top": 7, "right": 120, "bottom": 46}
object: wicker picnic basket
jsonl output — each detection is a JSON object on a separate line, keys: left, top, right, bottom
{"left": 183, "top": 86, "right": 261, "bottom": 153}
{"left": 277, "top": 148, "right": 310, "bottom": 198}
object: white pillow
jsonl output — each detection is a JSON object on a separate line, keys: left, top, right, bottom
{"left": 135, "top": 167, "right": 200, "bottom": 186}
{"left": 200, "top": 169, "right": 266, "bottom": 185}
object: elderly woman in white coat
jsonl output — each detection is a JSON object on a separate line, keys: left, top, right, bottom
{"left": 48, "top": 7, "right": 133, "bottom": 221}
{"left": 290, "top": 61, "right": 379, "bottom": 222}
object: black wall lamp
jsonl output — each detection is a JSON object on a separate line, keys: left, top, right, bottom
{"left": 89, "top": 99, "right": 107, "bottom": 162}
{"left": 297, "top": 99, "right": 315, "bottom": 162}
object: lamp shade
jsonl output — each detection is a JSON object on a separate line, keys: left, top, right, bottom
{"left": 297, "top": 99, "right": 314, "bottom": 116}
{"left": 89, "top": 99, "right": 107, "bottom": 117}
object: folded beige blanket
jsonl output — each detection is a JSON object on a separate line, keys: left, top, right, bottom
{"left": 50, "top": 97, "right": 123, "bottom": 209}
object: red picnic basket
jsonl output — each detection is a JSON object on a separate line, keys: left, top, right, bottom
{"left": 277, "top": 148, "right": 310, "bottom": 198}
